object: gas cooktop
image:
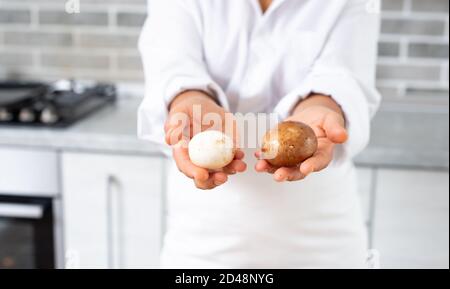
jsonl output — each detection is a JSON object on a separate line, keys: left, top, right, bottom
{"left": 0, "top": 80, "right": 116, "bottom": 128}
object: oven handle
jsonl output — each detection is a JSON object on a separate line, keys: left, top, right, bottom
{"left": 0, "top": 203, "right": 44, "bottom": 219}
{"left": 106, "top": 175, "right": 124, "bottom": 269}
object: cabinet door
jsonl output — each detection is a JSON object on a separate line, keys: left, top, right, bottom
{"left": 355, "top": 167, "right": 376, "bottom": 246}
{"left": 373, "top": 169, "right": 449, "bottom": 269}
{"left": 355, "top": 167, "right": 374, "bottom": 227}
{"left": 62, "top": 153, "right": 164, "bottom": 269}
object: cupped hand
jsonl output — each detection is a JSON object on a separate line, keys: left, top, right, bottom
{"left": 165, "top": 91, "right": 246, "bottom": 190}
{"left": 255, "top": 97, "right": 348, "bottom": 182}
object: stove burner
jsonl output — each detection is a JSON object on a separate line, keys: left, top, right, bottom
{"left": 0, "top": 80, "right": 116, "bottom": 128}
{"left": 0, "top": 108, "right": 13, "bottom": 122}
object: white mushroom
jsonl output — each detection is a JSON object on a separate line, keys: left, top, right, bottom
{"left": 188, "top": 130, "right": 235, "bottom": 170}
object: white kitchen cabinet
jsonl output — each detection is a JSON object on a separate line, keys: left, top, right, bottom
{"left": 355, "top": 167, "right": 376, "bottom": 247}
{"left": 0, "top": 147, "right": 58, "bottom": 196}
{"left": 373, "top": 169, "right": 449, "bottom": 269}
{"left": 355, "top": 167, "right": 374, "bottom": 227}
{"left": 62, "top": 152, "right": 165, "bottom": 269}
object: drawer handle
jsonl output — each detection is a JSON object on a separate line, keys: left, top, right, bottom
{"left": 0, "top": 203, "right": 44, "bottom": 219}
{"left": 106, "top": 175, "right": 124, "bottom": 269}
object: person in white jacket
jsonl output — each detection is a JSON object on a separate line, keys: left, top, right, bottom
{"left": 138, "top": 0, "right": 381, "bottom": 268}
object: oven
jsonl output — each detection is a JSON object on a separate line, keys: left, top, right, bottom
{"left": 0, "top": 195, "right": 55, "bottom": 269}
{"left": 0, "top": 147, "right": 61, "bottom": 269}
{"left": 0, "top": 80, "right": 116, "bottom": 269}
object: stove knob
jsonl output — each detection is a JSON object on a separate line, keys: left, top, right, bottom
{"left": 19, "top": 108, "right": 36, "bottom": 123}
{"left": 0, "top": 108, "right": 13, "bottom": 122}
{"left": 40, "top": 107, "right": 59, "bottom": 124}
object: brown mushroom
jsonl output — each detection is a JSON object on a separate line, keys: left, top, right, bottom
{"left": 261, "top": 121, "right": 318, "bottom": 168}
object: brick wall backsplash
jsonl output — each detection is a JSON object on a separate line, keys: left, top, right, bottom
{"left": 0, "top": 0, "right": 448, "bottom": 106}
{"left": 378, "top": 0, "right": 449, "bottom": 107}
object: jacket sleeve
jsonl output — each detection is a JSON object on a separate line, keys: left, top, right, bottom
{"left": 274, "top": 0, "right": 382, "bottom": 159}
{"left": 137, "top": 0, "right": 229, "bottom": 148}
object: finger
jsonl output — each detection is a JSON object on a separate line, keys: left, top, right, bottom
{"left": 255, "top": 159, "right": 268, "bottom": 172}
{"left": 254, "top": 151, "right": 279, "bottom": 174}
{"left": 273, "top": 167, "right": 305, "bottom": 182}
{"left": 194, "top": 172, "right": 227, "bottom": 190}
{"left": 166, "top": 111, "right": 191, "bottom": 146}
{"left": 165, "top": 126, "right": 172, "bottom": 145}
{"left": 165, "top": 123, "right": 187, "bottom": 146}
{"left": 299, "top": 140, "right": 334, "bottom": 175}
{"left": 165, "top": 126, "right": 178, "bottom": 145}
{"left": 255, "top": 160, "right": 278, "bottom": 174}
{"left": 194, "top": 177, "right": 217, "bottom": 190}
{"left": 213, "top": 172, "right": 228, "bottom": 185}
{"left": 223, "top": 160, "right": 247, "bottom": 175}
{"left": 323, "top": 114, "right": 348, "bottom": 144}
{"left": 234, "top": 150, "right": 245, "bottom": 160}
{"left": 173, "top": 141, "right": 209, "bottom": 181}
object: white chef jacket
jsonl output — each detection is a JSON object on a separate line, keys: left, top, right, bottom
{"left": 138, "top": 0, "right": 381, "bottom": 268}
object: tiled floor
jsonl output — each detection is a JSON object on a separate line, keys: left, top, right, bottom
{"left": 356, "top": 167, "right": 449, "bottom": 269}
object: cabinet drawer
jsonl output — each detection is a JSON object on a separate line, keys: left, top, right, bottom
{"left": 62, "top": 152, "right": 164, "bottom": 268}
{"left": 0, "top": 148, "right": 59, "bottom": 196}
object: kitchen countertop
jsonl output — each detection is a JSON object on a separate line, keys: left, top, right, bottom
{"left": 359, "top": 104, "right": 449, "bottom": 170}
{"left": 0, "top": 98, "right": 163, "bottom": 156}
{"left": 0, "top": 91, "right": 448, "bottom": 170}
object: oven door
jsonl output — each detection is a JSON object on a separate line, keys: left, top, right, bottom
{"left": 0, "top": 196, "right": 55, "bottom": 269}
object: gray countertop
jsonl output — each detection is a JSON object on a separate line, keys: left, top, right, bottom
{"left": 358, "top": 104, "right": 449, "bottom": 170}
{"left": 0, "top": 97, "right": 448, "bottom": 170}
{"left": 0, "top": 99, "right": 162, "bottom": 156}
